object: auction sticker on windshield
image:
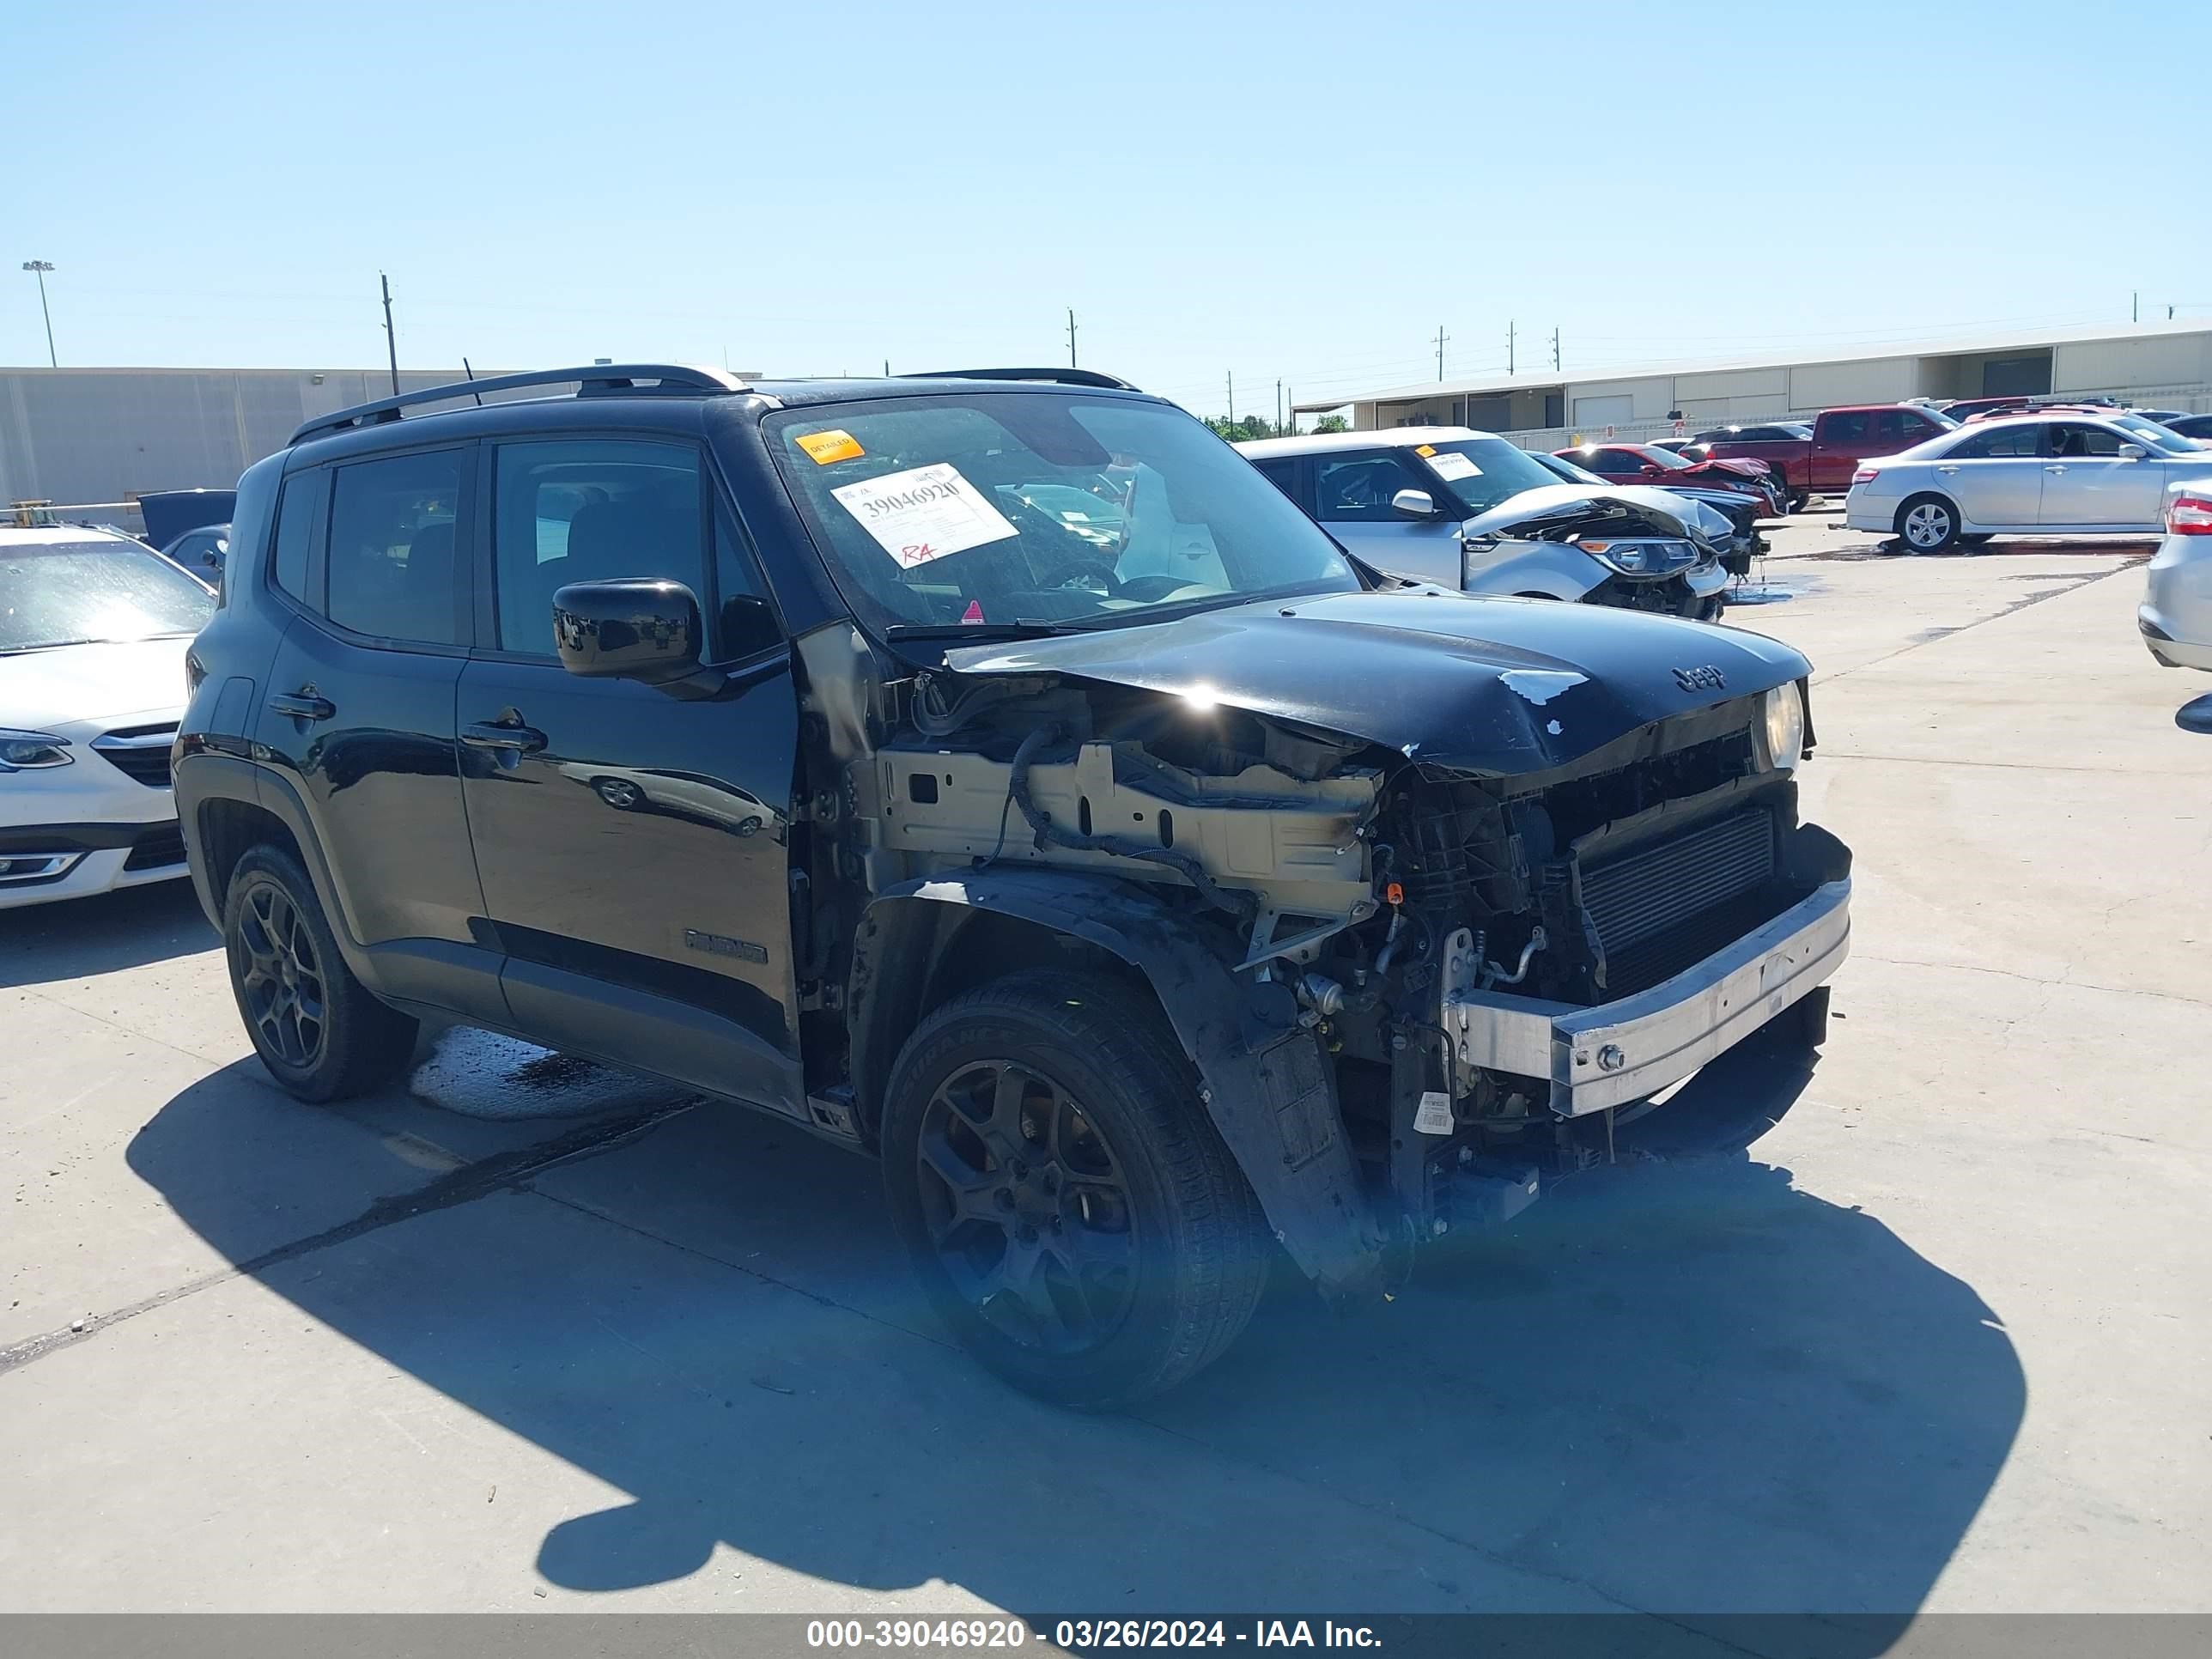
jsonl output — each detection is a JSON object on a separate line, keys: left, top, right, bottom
{"left": 1427, "top": 452, "right": 1480, "bottom": 481}
{"left": 830, "top": 463, "right": 1019, "bottom": 568}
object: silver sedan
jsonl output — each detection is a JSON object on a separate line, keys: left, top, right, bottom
{"left": 1845, "top": 412, "right": 2212, "bottom": 552}
{"left": 2141, "top": 479, "right": 2212, "bottom": 672}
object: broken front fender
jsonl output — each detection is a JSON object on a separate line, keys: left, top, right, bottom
{"left": 854, "top": 869, "right": 1387, "bottom": 1299}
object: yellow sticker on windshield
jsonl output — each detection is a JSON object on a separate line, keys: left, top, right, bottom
{"left": 1413, "top": 443, "right": 1437, "bottom": 457}
{"left": 796, "top": 428, "right": 865, "bottom": 465}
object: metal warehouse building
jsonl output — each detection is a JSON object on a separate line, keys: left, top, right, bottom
{"left": 1305, "top": 320, "right": 2212, "bottom": 448}
{"left": 0, "top": 366, "right": 544, "bottom": 529}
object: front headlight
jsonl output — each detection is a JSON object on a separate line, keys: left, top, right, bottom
{"left": 0, "top": 729, "right": 74, "bottom": 772}
{"left": 1761, "top": 684, "right": 1806, "bottom": 770}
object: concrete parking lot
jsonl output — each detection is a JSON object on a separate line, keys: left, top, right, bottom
{"left": 3, "top": 519, "right": 2208, "bottom": 1625}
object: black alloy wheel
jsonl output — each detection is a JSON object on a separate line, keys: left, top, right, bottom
{"left": 915, "top": 1059, "right": 1139, "bottom": 1354}
{"left": 234, "top": 873, "right": 327, "bottom": 1070}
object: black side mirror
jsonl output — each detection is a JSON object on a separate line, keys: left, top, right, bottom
{"left": 552, "top": 579, "right": 704, "bottom": 686}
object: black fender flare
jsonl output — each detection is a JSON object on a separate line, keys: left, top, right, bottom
{"left": 854, "top": 870, "right": 1386, "bottom": 1300}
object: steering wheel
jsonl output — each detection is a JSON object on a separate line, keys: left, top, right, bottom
{"left": 998, "top": 497, "right": 1129, "bottom": 597}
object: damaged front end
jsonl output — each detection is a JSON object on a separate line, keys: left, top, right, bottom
{"left": 1466, "top": 487, "right": 1732, "bottom": 617}
{"left": 849, "top": 592, "right": 1850, "bottom": 1298}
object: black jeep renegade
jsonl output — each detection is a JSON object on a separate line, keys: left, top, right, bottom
{"left": 178, "top": 364, "right": 1850, "bottom": 1406}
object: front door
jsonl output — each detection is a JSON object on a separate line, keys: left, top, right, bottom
{"left": 252, "top": 445, "right": 508, "bottom": 1024}
{"left": 1931, "top": 422, "right": 2046, "bottom": 528}
{"left": 2039, "top": 422, "right": 2166, "bottom": 528}
{"left": 455, "top": 436, "right": 805, "bottom": 1115}
{"left": 1310, "top": 448, "right": 1464, "bottom": 586}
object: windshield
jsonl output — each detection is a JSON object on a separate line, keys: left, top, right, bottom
{"left": 0, "top": 541, "right": 216, "bottom": 653}
{"left": 766, "top": 393, "right": 1362, "bottom": 635}
{"left": 1416, "top": 437, "right": 1570, "bottom": 515}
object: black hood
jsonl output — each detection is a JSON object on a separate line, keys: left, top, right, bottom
{"left": 941, "top": 588, "right": 1808, "bottom": 778}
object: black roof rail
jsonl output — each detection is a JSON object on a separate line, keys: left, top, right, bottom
{"left": 289, "top": 363, "right": 747, "bottom": 445}
{"left": 909, "top": 367, "right": 1139, "bottom": 392}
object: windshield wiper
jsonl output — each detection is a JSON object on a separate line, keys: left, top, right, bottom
{"left": 884, "top": 620, "right": 1069, "bottom": 642}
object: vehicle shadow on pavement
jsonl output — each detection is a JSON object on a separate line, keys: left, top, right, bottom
{"left": 127, "top": 1060, "right": 2023, "bottom": 1635}
{"left": 0, "top": 880, "right": 214, "bottom": 989}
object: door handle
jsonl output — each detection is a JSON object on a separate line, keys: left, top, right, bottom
{"left": 463, "top": 720, "right": 548, "bottom": 755}
{"left": 1935, "top": 465, "right": 1960, "bottom": 474}
{"left": 2045, "top": 465, "right": 2068, "bottom": 474}
{"left": 266, "top": 690, "right": 335, "bottom": 721}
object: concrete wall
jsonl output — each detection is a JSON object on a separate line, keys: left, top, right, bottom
{"left": 2055, "top": 332, "right": 2212, "bottom": 394}
{"left": 0, "top": 367, "right": 524, "bottom": 514}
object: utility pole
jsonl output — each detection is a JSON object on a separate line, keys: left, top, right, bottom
{"left": 380, "top": 272, "right": 400, "bottom": 394}
{"left": 1066, "top": 307, "right": 1078, "bottom": 368}
{"left": 1275, "top": 379, "right": 1283, "bottom": 435}
{"left": 2132, "top": 290, "right": 2140, "bottom": 324}
{"left": 1551, "top": 328, "right": 1561, "bottom": 373}
{"left": 1285, "top": 385, "right": 1294, "bottom": 437}
{"left": 21, "top": 262, "right": 55, "bottom": 367}
{"left": 1508, "top": 319, "right": 1516, "bottom": 377}
{"left": 1435, "top": 325, "right": 1449, "bottom": 381}
{"left": 1227, "top": 370, "right": 1235, "bottom": 423}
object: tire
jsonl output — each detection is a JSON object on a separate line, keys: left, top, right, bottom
{"left": 222, "top": 845, "right": 419, "bottom": 1102}
{"left": 1786, "top": 486, "right": 1811, "bottom": 514}
{"left": 881, "top": 969, "right": 1271, "bottom": 1408}
{"left": 592, "top": 776, "right": 644, "bottom": 809}
{"left": 1895, "top": 494, "right": 1962, "bottom": 554}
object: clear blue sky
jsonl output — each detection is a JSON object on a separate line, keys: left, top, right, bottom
{"left": 10, "top": 2, "right": 2209, "bottom": 416}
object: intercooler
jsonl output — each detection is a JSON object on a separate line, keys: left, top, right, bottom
{"left": 1577, "top": 807, "right": 1778, "bottom": 994}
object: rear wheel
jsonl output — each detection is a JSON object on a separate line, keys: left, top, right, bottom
{"left": 1895, "top": 494, "right": 1962, "bottom": 553}
{"left": 1786, "top": 485, "right": 1811, "bottom": 514}
{"left": 881, "top": 970, "right": 1270, "bottom": 1408}
{"left": 222, "top": 846, "right": 418, "bottom": 1102}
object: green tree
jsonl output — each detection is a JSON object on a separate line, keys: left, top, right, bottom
{"left": 1314, "top": 414, "right": 1350, "bottom": 434}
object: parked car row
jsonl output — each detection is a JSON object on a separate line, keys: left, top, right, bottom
{"left": 1237, "top": 428, "right": 1736, "bottom": 618}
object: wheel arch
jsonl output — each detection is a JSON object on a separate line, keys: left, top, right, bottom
{"left": 851, "top": 870, "right": 1386, "bottom": 1299}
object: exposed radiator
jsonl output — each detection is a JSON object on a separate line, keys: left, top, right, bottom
{"left": 1579, "top": 808, "right": 1776, "bottom": 991}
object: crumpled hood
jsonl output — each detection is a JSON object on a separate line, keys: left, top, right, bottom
{"left": 1464, "top": 483, "right": 1703, "bottom": 544}
{"left": 0, "top": 636, "right": 191, "bottom": 732}
{"left": 942, "top": 588, "right": 1809, "bottom": 777}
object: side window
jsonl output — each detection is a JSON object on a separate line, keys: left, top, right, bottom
{"left": 271, "top": 475, "right": 314, "bottom": 601}
{"left": 1822, "top": 412, "right": 1873, "bottom": 444}
{"left": 1312, "top": 452, "right": 1427, "bottom": 521}
{"left": 1252, "top": 459, "right": 1300, "bottom": 504}
{"left": 1950, "top": 426, "right": 2040, "bottom": 460}
{"left": 1900, "top": 415, "right": 1942, "bottom": 442}
{"left": 712, "top": 511, "right": 781, "bottom": 661}
{"left": 1587, "top": 448, "right": 1641, "bottom": 475}
{"left": 325, "top": 450, "right": 466, "bottom": 644}
{"left": 2062, "top": 424, "right": 2125, "bottom": 458}
{"left": 491, "top": 439, "right": 703, "bottom": 654}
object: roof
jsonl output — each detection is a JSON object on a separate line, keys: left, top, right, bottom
{"left": 0, "top": 524, "right": 138, "bottom": 547}
{"left": 1301, "top": 318, "right": 2212, "bottom": 411}
{"left": 1237, "top": 425, "right": 1493, "bottom": 457}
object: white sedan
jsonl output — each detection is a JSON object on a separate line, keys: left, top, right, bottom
{"left": 0, "top": 526, "right": 216, "bottom": 908}
{"left": 1845, "top": 411, "right": 2212, "bottom": 552}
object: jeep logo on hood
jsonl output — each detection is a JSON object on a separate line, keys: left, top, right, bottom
{"left": 1673, "top": 665, "right": 1727, "bottom": 692}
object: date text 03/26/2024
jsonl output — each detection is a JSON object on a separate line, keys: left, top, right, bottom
{"left": 805, "top": 1620, "right": 1383, "bottom": 1651}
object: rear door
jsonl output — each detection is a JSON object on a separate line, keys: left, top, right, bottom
{"left": 1309, "top": 447, "right": 1462, "bottom": 585}
{"left": 252, "top": 444, "right": 507, "bottom": 1022}
{"left": 454, "top": 434, "right": 805, "bottom": 1115}
{"left": 1929, "top": 422, "right": 2045, "bottom": 528}
{"left": 1810, "top": 411, "right": 1874, "bottom": 489}
{"left": 2039, "top": 422, "right": 2166, "bottom": 528}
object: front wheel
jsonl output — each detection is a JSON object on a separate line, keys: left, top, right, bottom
{"left": 1786, "top": 486, "right": 1811, "bottom": 514}
{"left": 223, "top": 845, "right": 418, "bottom": 1102}
{"left": 881, "top": 970, "right": 1271, "bottom": 1408}
{"left": 1895, "top": 494, "right": 1962, "bottom": 553}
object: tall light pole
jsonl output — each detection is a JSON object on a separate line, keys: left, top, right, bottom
{"left": 21, "top": 261, "right": 56, "bottom": 367}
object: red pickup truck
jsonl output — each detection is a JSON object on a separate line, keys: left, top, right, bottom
{"left": 1690, "top": 404, "right": 1958, "bottom": 512}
